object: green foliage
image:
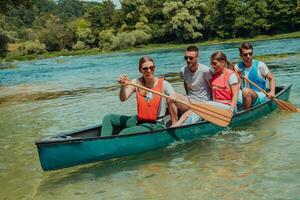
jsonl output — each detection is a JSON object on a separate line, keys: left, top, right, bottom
{"left": 98, "top": 29, "right": 116, "bottom": 50}
{"left": 76, "top": 28, "right": 96, "bottom": 48}
{"left": 1, "top": 0, "right": 300, "bottom": 59}
{"left": 0, "top": 14, "right": 14, "bottom": 57}
{"left": 38, "top": 15, "right": 76, "bottom": 51}
{"left": 120, "top": 0, "right": 150, "bottom": 29}
{"left": 163, "top": 0, "right": 204, "bottom": 42}
{"left": 112, "top": 32, "right": 136, "bottom": 50}
{"left": 0, "top": 31, "right": 9, "bottom": 57}
{"left": 57, "top": 0, "right": 84, "bottom": 22}
{"left": 17, "top": 40, "right": 47, "bottom": 55}
{"left": 21, "top": 28, "right": 38, "bottom": 41}
{"left": 145, "top": 0, "right": 166, "bottom": 43}
{"left": 76, "top": 18, "right": 90, "bottom": 29}
{"left": 0, "top": 0, "right": 33, "bottom": 14}
{"left": 72, "top": 41, "right": 85, "bottom": 50}
{"left": 85, "top": 0, "right": 117, "bottom": 32}
{"left": 132, "top": 30, "right": 151, "bottom": 45}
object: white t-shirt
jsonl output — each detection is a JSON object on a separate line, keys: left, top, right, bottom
{"left": 180, "top": 64, "right": 213, "bottom": 101}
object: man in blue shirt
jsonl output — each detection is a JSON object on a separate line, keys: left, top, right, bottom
{"left": 235, "top": 42, "right": 276, "bottom": 109}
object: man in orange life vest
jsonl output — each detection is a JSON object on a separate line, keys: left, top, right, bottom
{"left": 235, "top": 42, "right": 276, "bottom": 109}
{"left": 100, "top": 56, "right": 177, "bottom": 136}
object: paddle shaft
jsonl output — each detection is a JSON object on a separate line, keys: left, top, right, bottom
{"left": 126, "top": 81, "right": 233, "bottom": 127}
{"left": 242, "top": 75, "right": 299, "bottom": 112}
{"left": 241, "top": 76, "right": 269, "bottom": 96}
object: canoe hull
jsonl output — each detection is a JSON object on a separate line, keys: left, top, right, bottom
{"left": 36, "top": 85, "right": 292, "bottom": 171}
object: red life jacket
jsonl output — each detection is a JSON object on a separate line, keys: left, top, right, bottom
{"left": 136, "top": 78, "right": 163, "bottom": 122}
{"left": 211, "top": 68, "right": 234, "bottom": 105}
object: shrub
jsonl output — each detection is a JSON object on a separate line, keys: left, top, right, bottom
{"left": 112, "top": 32, "right": 136, "bottom": 50}
{"left": 132, "top": 30, "right": 151, "bottom": 45}
{"left": 72, "top": 41, "right": 86, "bottom": 50}
{"left": 17, "top": 40, "right": 47, "bottom": 55}
{"left": 98, "top": 29, "right": 116, "bottom": 51}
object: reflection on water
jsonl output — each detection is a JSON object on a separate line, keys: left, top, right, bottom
{"left": 0, "top": 38, "right": 300, "bottom": 199}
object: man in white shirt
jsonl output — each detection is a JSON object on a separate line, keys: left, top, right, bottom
{"left": 173, "top": 45, "right": 213, "bottom": 112}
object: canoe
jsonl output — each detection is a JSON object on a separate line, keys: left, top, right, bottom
{"left": 35, "top": 85, "right": 292, "bottom": 171}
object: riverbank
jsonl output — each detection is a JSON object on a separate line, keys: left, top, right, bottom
{"left": 1, "top": 31, "right": 300, "bottom": 64}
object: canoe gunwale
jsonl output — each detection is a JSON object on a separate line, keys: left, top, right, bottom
{"left": 35, "top": 84, "right": 291, "bottom": 146}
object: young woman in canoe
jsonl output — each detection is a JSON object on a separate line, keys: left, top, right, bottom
{"left": 100, "top": 56, "right": 178, "bottom": 136}
{"left": 172, "top": 51, "right": 239, "bottom": 127}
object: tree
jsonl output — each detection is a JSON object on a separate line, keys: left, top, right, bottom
{"left": 120, "top": 0, "right": 150, "bottom": 30}
{"left": 163, "top": 0, "right": 205, "bottom": 42}
{"left": 0, "top": 14, "right": 13, "bottom": 57}
{"left": 57, "top": 0, "right": 84, "bottom": 22}
{"left": 98, "top": 29, "right": 116, "bottom": 50}
{"left": 265, "top": 0, "right": 300, "bottom": 33}
{"left": 38, "top": 15, "right": 68, "bottom": 51}
{"left": 0, "top": 0, "right": 33, "bottom": 14}
{"left": 76, "top": 28, "right": 96, "bottom": 48}
{"left": 145, "top": 0, "right": 168, "bottom": 43}
{"left": 85, "top": 0, "right": 117, "bottom": 32}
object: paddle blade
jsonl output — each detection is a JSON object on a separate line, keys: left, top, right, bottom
{"left": 189, "top": 102, "right": 233, "bottom": 127}
{"left": 274, "top": 98, "right": 299, "bottom": 113}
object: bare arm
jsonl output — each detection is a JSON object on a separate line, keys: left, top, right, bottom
{"left": 167, "top": 100, "right": 178, "bottom": 125}
{"left": 180, "top": 71, "right": 189, "bottom": 95}
{"left": 183, "top": 81, "right": 189, "bottom": 95}
{"left": 230, "top": 83, "right": 239, "bottom": 112}
{"left": 118, "top": 74, "right": 135, "bottom": 101}
{"left": 265, "top": 72, "right": 275, "bottom": 97}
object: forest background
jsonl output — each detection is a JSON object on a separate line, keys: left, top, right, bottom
{"left": 0, "top": 0, "right": 299, "bottom": 61}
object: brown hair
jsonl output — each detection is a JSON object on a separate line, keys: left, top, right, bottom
{"left": 210, "top": 51, "right": 235, "bottom": 71}
{"left": 138, "top": 56, "right": 155, "bottom": 72}
{"left": 239, "top": 42, "right": 253, "bottom": 54}
{"left": 186, "top": 45, "right": 199, "bottom": 56}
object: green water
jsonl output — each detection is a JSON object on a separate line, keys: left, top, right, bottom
{"left": 0, "top": 39, "right": 300, "bottom": 199}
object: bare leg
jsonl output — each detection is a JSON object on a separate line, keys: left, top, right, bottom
{"left": 242, "top": 88, "right": 258, "bottom": 109}
{"left": 171, "top": 110, "right": 193, "bottom": 127}
{"left": 167, "top": 99, "right": 178, "bottom": 125}
{"left": 171, "top": 92, "right": 190, "bottom": 112}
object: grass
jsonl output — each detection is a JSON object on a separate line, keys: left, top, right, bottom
{"left": 2, "top": 31, "right": 300, "bottom": 63}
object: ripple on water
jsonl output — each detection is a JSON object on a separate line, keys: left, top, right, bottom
{"left": 1, "top": 38, "right": 300, "bottom": 199}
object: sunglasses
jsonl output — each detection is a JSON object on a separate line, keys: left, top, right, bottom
{"left": 242, "top": 52, "right": 253, "bottom": 57}
{"left": 141, "top": 66, "right": 155, "bottom": 72}
{"left": 184, "top": 56, "right": 196, "bottom": 61}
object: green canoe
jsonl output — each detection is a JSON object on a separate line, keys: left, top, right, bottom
{"left": 35, "top": 85, "right": 292, "bottom": 171}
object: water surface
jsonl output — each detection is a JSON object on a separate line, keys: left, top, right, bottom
{"left": 0, "top": 38, "right": 300, "bottom": 199}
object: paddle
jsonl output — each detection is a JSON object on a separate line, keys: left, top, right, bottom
{"left": 241, "top": 76, "right": 299, "bottom": 112}
{"left": 125, "top": 81, "right": 233, "bottom": 127}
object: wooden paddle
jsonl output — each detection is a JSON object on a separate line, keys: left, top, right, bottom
{"left": 126, "top": 81, "right": 233, "bottom": 127}
{"left": 241, "top": 76, "right": 299, "bottom": 112}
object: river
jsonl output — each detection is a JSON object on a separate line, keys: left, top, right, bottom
{"left": 0, "top": 38, "right": 299, "bottom": 199}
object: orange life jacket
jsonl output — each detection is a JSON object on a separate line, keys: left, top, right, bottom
{"left": 136, "top": 78, "right": 163, "bottom": 122}
{"left": 211, "top": 68, "right": 234, "bottom": 105}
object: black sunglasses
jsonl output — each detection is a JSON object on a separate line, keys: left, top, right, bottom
{"left": 141, "top": 66, "right": 155, "bottom": 72}
{"left": 242, "top": 52, "right": 253, "bottom": 57}
{"left": 184, "top": 56, "right": 196, "bottom": 61}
